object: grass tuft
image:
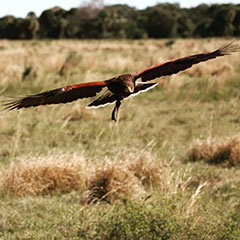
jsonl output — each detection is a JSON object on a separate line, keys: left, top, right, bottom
{"left": 127, "top": 153, "right": 163, "bottom": 187}
{"left": 188, "top": 136, "right": 240, "bottom": 167}
{"left": 87, "top": 163, "right": 145, "bottom": 204}
{"left": 1, "top": 154, "right": 87, "bottom": 197}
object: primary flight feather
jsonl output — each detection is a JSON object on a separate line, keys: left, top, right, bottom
{"left": 3, "top": 42, "right": 239, "bottom": 121}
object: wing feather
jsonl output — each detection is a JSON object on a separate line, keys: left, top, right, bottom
{"left": 3, "top": 81, "right": 107, "bottom": 110}
{"left": 134, "top": 42, "right": 239, "bottom": 82}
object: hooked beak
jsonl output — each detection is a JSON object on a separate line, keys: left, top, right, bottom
{"left": 128, "top": 86, "right": 134, "bottom": 93}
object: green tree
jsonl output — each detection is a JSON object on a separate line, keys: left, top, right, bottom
{"left": 72, "top": 6, "right": 100, "bottom": 38}
{"left": 194, "top": 19, "right": 212, "bottom": 37}
{"left": 177, "top": 10, "right": 195, "bottom": 37}
{"left": 208, "top": 4, "right": 236, "bottom": 36}
{"left": 0, "top": 16, "right": 31, "bottom": 39}
{"left": 39, "top": 7, "right": 68, "bottom": 38}
{"left": 98, "top": 5, "right": 145, "bottom": 39}
{"left": 143, "top": 4, "right": 180, "bottom": 38}
{"left": 233, "top": 8, "right": 240, "bottom": 36}
{"left": 0, "top": 16, "right": 16, "bottom": 39}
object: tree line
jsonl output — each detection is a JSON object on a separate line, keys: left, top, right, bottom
{"left": 0, "top": 3, "right": 240, "bottom": 39}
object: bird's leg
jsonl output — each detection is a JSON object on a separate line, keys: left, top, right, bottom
{"left": 111, "top": 100, "right": 121, "bottom": 121}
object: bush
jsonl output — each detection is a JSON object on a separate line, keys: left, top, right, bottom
{"left": 89, "top": 201, "right": 179, "bottom": 240}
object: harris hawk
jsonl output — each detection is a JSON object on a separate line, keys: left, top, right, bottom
{"left": 3, "top": 42, "right": 239, "bottom": 121}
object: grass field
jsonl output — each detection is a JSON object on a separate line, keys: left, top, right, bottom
{"left": 1, "top": 38, "right": 240, "bottom": 239}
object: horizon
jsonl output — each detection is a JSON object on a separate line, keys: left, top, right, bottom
{"left": 0, "top": 0, "right": 239, "bottom": 18}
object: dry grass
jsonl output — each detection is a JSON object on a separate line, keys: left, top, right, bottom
{"left": 1, "top": 39, "right": 240, "bottom": 238}
{"left": 64, "top": 105, "right": 99, "bottom": 122}
{"left": 0, "top": 152, "right": 166, "bottom": 201}
{"left": 1, "top": 154, "right": 87, "bottom": 197}
{"left": 0, "top": 39, "right": 239, "bottom": 90}
{"left": 188, "top": 136, "right": 240, "bottom": 167}
{"left": 87, "top": 164, "right": 145, "bottom": 204}
{"left": 2, "top": 139, "right": 239, "bottom": 205}
{"left": 127, "top": 153, "right": 163, "bottom": 187}
{"left": 86, "top": 152, "right": 165, "bottom": 203}
{"left": 0, "top": 150, "right": 182, "bottom": 204}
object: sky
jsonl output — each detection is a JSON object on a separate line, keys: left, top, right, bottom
{"left": 0, "top": 0, "right": 239, "bottom": 18}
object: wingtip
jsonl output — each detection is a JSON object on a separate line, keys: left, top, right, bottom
{"left": 219, "top": 41, "right": 240, "bottom": 55}
{"left": 1, "top": 97, "right": 23, "bottom": 111}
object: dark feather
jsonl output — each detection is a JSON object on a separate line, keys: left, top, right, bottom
{"left": 134, "top": 42, "right": 240, "bottom": 82}
{"left": 87, "top": 90, "right": 118, "bottom": 108}
{"left": 3, "top": 81, "right": 107, "bottom": 110}
{"left": 132, "top": 82, "right": 158, "bottom": 95}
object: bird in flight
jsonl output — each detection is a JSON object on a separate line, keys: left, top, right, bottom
{"left": 3, "top": 42, "right": 239, "bottom": 121}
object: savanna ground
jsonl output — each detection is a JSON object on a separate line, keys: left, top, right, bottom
{"left": 1, "top": 38, "right": 240, "bottom": 239}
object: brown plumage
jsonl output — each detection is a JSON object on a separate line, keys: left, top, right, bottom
{"left": 3, "top": 42, "right": 239, "bottom": 121}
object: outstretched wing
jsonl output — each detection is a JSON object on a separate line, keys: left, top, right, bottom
{"left": 134, "top": 42, "right": 239, "bottom": 82}
{"left": 3, "top": 81, "right": 107, "bottom": 110}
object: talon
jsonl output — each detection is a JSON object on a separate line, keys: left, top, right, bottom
{"left": 111, "top": 100, "right": 121, "bottom": 121}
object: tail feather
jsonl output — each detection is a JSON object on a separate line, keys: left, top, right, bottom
{"left": 125, "top": 82, "right": 158, "bottom": 100}
{"left": 87, "top": 82, "right": 158, "bottom": 108}
{"left": 134, "top": 82, "right": 158, "bottom": 94}
{"left": 87, "top": 90, "right": 118, "bottom": 109}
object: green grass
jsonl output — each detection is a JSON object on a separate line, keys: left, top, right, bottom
{"left": 1, "top": 39, "right": 240, "bottom": 239}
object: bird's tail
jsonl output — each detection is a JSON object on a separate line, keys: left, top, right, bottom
{"left": 87, "top": 89, "right": 118, "bottom": 109}
{"left": 125, "top": 82, "right": 158, "bottom": 100}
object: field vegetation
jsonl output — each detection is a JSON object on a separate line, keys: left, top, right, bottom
{"left": 1, "top": 38, "right": 240, "bottom": 239}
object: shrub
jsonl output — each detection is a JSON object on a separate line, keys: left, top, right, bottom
{"left": 89, "top": 201, "right": 179, "bottom": 240}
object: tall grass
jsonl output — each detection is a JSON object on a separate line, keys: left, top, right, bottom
{"left": 1, "top": 39, "right": 240, "bottom": 239}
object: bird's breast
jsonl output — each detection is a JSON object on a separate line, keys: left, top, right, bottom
{"left": 107, "top": 82, "right": 134, "bottom": 98}
{"left": 107, "top": 82, "right": 126, "bottom": 97}
{"left": 106, "top": 74, "right": 135, "bottom": 98}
